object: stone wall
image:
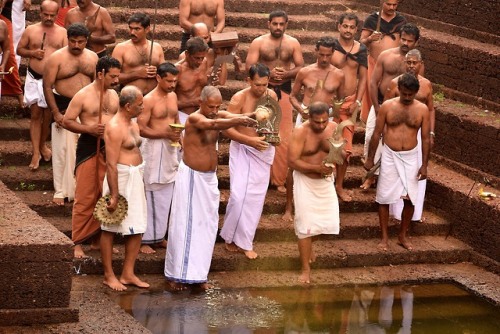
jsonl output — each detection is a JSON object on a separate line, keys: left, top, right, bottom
{"left": 355, "top": 0, "right": 499, "bottom": 36}
{"left": 0, "top": 182, "right": 78, "bottom": 326}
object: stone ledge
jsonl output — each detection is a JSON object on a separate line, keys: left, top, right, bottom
{"left": 0, "top": 306, "right": 79, "bottom": 327}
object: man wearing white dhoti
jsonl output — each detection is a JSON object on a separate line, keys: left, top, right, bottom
{"left": 288, "top": 102, "right": 341, "bottom": 284}
{"left": 220, "top": 63, "right": 278, "bottom": 259}
{"left": 364, "top": 73, "right": 430, "bottom": 251}
{"left": 164, "top": 86, "right": 257, "bottom": 290}
{"left": 100, "top": 86, "right": 149, "bottom": 291}
{"left": 137, "top": 62, "right": 181, "bottom": 254}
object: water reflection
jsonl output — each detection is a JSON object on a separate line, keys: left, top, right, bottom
{"left": 113, "top": 283, "right": 499, "bottom": 334}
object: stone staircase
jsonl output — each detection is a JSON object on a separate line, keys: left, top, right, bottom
{"left": 0, "top": 0, "right": 498, "bottom": 318}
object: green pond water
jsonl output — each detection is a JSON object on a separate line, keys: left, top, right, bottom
{"left": 113, "top": 283, "right": 499, "bottom": 333}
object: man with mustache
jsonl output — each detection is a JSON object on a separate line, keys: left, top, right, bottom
{"left": 361, "top": 23, "right": 421, "bottom": 190}
{"left": 43, "top": 23, "right": 97, "bottom": 246}
{"left": 246, "top": 10, "right": 304, "bottom": 194}
{"left": 364, "top": 73, "right": 430, "bottom": 251}
{"left": 64, "top": 0, "right": 115, "bottom": 58}
{"left": 112, "top": 12, "right": 164, "bottom": 95}
{"left": 385, "top": 49, "right": 435, "bottom": 224}
{"left": 62, "top": 56, "right": 120, "bottom": 259}
{"left": 137, "top": 62, "right": 181, "bottom": 254}
{"left": 17, "top": 0, "right": 67, "bottom": 171}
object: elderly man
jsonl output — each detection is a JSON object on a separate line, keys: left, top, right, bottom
{"left": 17, "top": 0, "right": 67, "bottom": 170}
{"left": 101, "top": 85, "right": 149, "bottom": 291}
{"left": 43, "top": 23, "right": 98, "bottom": 206}
{"left": 164, "top": 86, "right": 256, "bottom": 291}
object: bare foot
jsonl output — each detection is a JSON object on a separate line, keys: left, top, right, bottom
{"left": 40, "top": 147, "right": 52, "bottom": 162}
{"left": 277, "top": 185, "right": 286, "bottom": 194}
{"left": 282, "top": 210, "right": 293, "bottom": 221}
{"left": 168, "top": 281, "right": 187, "bottom": 291}
{"left": 298, "top": 270, "right": 311, "bottom": 284}
{"left": 120, "top": 275, "right": 150, "bottom": 288}
{"left": 198, "top": 282, "right": 214, "bottom": 290}
{"left": 53, "top": 197, "right": 65, "bottom": 206}
{"left": 74, "top": 245, "right": 88, "bottom": 259}
{"left": 90, "top": 244, "right": 119, "bottom": 254}
{"left": 377, "top": 241, "right": 389, "bottom": 252}
{"left": 29, "top": 154, "right": 41, "bottom": 170}
{"left": 336, "top": 188, "right": 353, "bottom": 202}
{"left": 397, "top": 236, "right": 413, "bottom": 251}
{"left": 360, "top": 177, "right": 375, "bottom": 191}
{"left": 244, "top": 249, "right": 258, "bottom": 259}
{"left": 140, "top": 245, "right": 156, "bottom": 254}
{"left": 157, "top": 239, "right": 167, "bottom": 248}
{"left": 225, "top": 242, "right": 239, "bottom": 253}
{"left": 103, "top": 276, "right": 127, "bottom": 291}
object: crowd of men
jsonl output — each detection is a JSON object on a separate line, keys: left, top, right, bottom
{"left": 1, "top": 0, "right": 434, "bottom": 288}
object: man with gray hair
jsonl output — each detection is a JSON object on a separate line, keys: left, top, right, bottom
{"left": 101, "top": 85, "right": 149, "bottom": 291}
{"left": 165, "top": 85, "right": 257, "bottom": 291}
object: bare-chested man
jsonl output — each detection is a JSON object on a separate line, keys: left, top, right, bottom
{"left": 64, "top": 0, "right": 115, "bottom": 57}
{"left": 178, "top": 0, "right": 224, "bottom": 53}
{"left": 364, "top": 73, "right": 430, "bottom": 251}
{"left": 386, "top": 49, "right": 435, "bottom": 224}
{"left": 288, "top": 102, "right": 340, "bottom": 284}
{"left": 331, "top": 12, "right": 368, "bottom": 202}
{"left": 362, "top": 23, "right": 421, "bottom": 190}
{"left": 101, "top": 85, "right": 149, "bottom": 291}
{"left": 165, "top": 86, "right": 256, "bottom": 291}
{"left": 246, "top": 10, "right": 304, "bottom": 193}
{"left": 111, "top": 12, "right": 165, "bottom": 95}
{"left": 359, "top": 0, "right": 406, "bottom": 122}
{"left": 175, "top": 36, "right": 209, "bottom": 124}
{"left": 17, "top": 0, "right": 66, "bottom": 170}
{"left": 63, "top": 56, "right": 120, "bottom": 258}
{"left": 179, "top": 22, "right": 229, "bottom": 86}
{"left": 283, "top": 36, "right": 344, "bottom": 220}
{"left": 137, "top": 62, "right": 181, "bottom": 254}
{"left": 44, "top": 23, "right": 98, "bottom": 206}
{"left": 220, "top": 63, "right": 278, "bottom": 259}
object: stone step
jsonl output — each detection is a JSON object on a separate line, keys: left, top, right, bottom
{"left": 42, "top": 210, "right": 450, "bottom": 245}
{"left": 71, "top": 235, "right": 471, "bottom": 275}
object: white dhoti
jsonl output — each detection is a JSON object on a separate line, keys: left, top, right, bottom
{"left": 165, "top": 161, "right": 220, "bottom": 283}
{"left": 142, "top": 138, "right": 179, "bottom": 244}
{"left": 364, "top": 106, "right": 383, "bottom": 175}
{"left": 390, "top": 129, "right": 427, "bottom": 220}
{"left": 12, "top": 0, "right": 25, "bottom": 68}
{"left": 293, "top": 171, "right": 340, "bottom": 239}
{"left": 51, "top": 123, "right": 77, "bottom": 201}
{"left": 102, "top": 162, "right": 147, "bottom": 235}
{"left": 23, "top": 70, "right": 47, "bottom": 108}
{"left": 220, "top": 141, "right": 275, "bottom": 251}
{"left": 376, "top": 145, "right": 420, "bottom": 206}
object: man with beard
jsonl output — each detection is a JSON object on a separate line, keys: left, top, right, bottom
{"left": 43, "top": 23, "right": 98, "bottom": 209}
{"left": 283, "top": 36, "right": 344, "bottom": 220}
{"left": 62, "top": 56, "right": 120, "bottom": 259}
{"left": 219, "top": 63, "right": 278, "bottom": 259}
{"left": 364, "top": 73, "right": 430, "bottom": 251}
{"left": 361, "top": 23, "right": 421, "bottom": 190}
{"left": 178, "top": 0, "right": 225, "bottom": 53}
{"left": 246, "top": 10, "right": 304, "bottom": 193}
{"left": 65, "top": 0, "right": 115, "bottom": 58}
{"left": 331, "top": 12, "right": 368, "bottom": 202}
{"left": 17, "top": 0, "right": 67, "bottom": 170}
{"left": 137, "top": 62, "right": 181, "bottom": 254}
{"left": 386, "top": 49, "right": 435, "bottom": 224}
{"left": 175, "top": 36, "right": 209, "bottom": 124}
{"left": 288, "top": 102, "right": 340, "bottom": 284}
{"left": 359, "top": 0, "right": 406, "bottom": 123}
{"left": 112, "top": 12, "right": 165, "bottom": 95}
